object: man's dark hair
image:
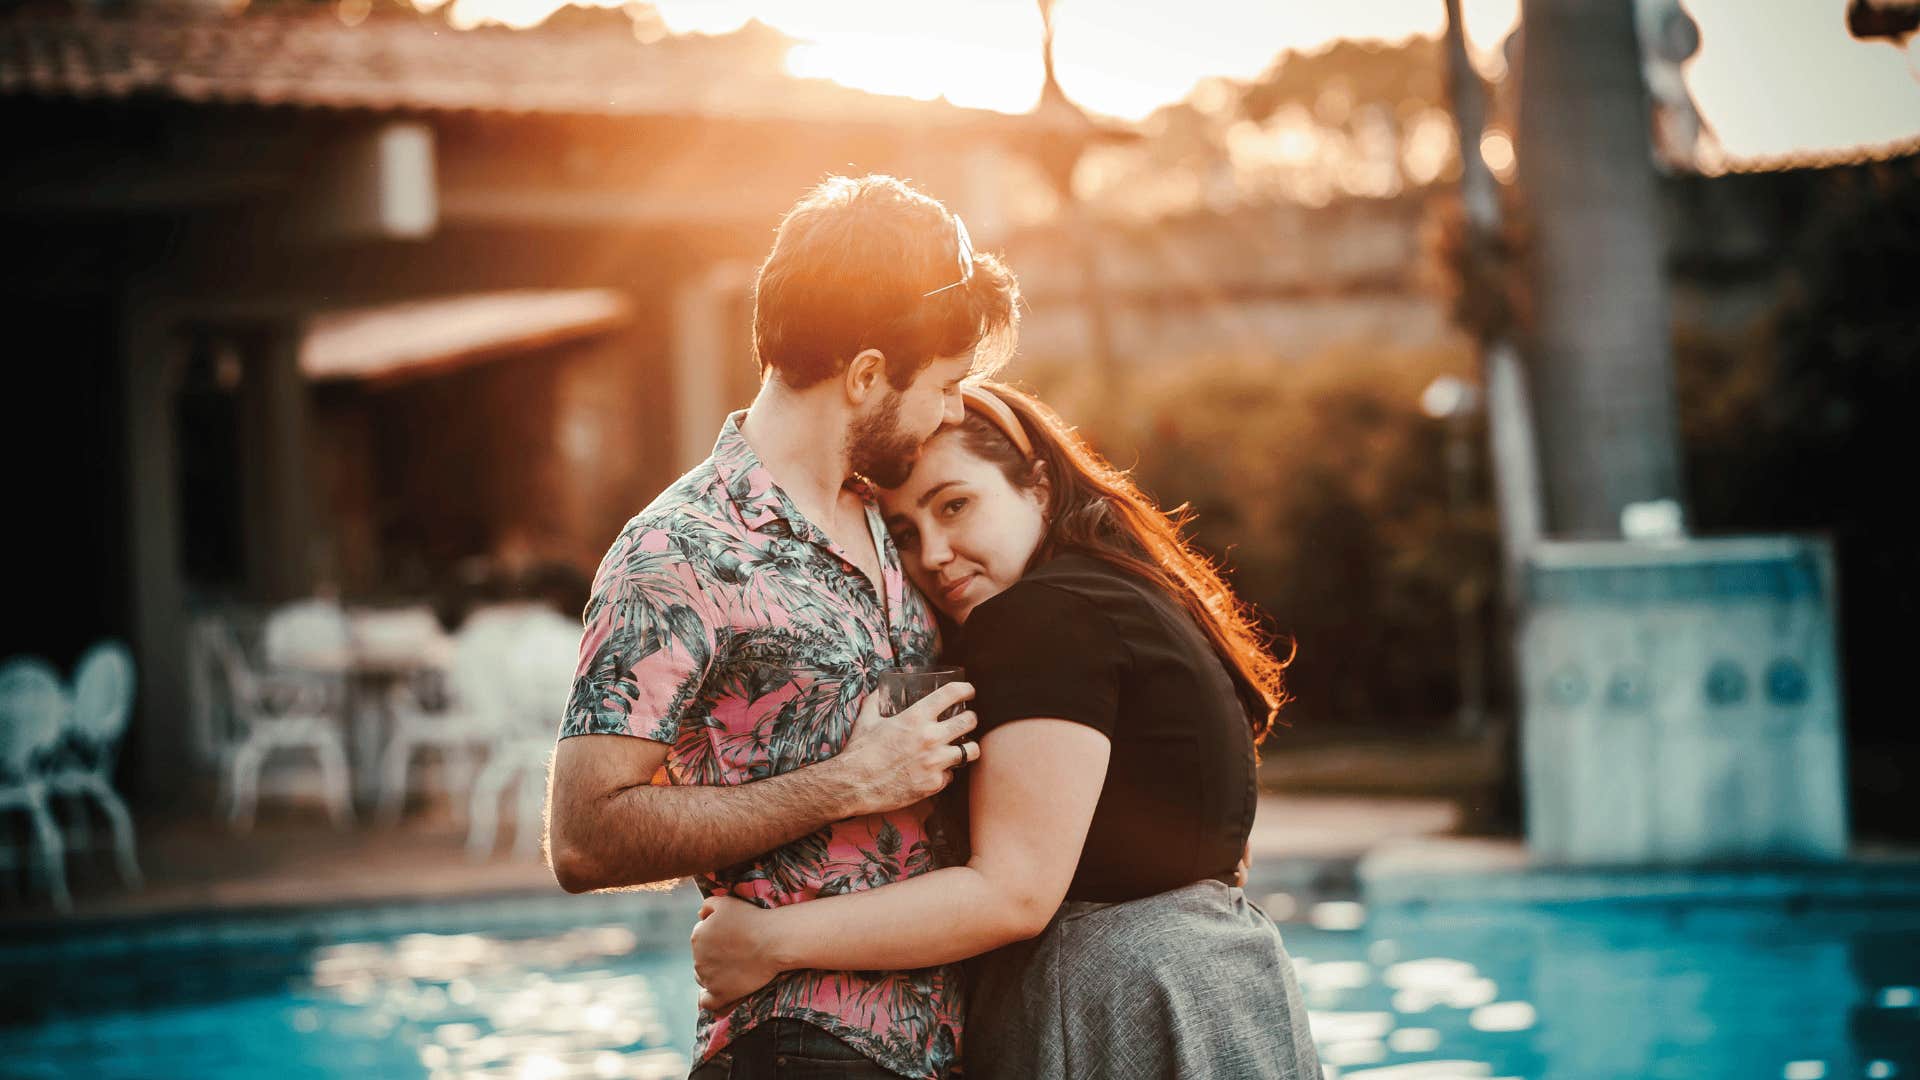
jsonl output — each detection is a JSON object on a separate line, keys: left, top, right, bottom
{"left": 752, "top": 174, "right": 1020, "bottom": 391}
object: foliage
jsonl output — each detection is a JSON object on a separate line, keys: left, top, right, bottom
{"left": 1077, "top": 37, "right": 1460, "bottom": 217}
{"left": 1020, "top": 343, "right": 1497, "bottom": 731}
{"left": 1676, "top": 161, "right": 1920, "bottom": 825}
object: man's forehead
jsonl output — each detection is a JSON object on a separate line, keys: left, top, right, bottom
{"left": 928, "top": 354, "right": 976, "bottom": 380}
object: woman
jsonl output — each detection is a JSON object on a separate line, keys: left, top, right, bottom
{"left": 691, "top": 382, "right": 1320, "bottom": 1078}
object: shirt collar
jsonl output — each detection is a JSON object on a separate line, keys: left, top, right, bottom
{"left": 709, "top": 410, "right": 853, "bottom": 546}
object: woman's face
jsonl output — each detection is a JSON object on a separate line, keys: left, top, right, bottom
{"left": 879, "top": 432, "right": 1048, "bottom": 624}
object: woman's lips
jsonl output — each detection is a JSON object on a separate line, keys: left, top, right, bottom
{"left": 939, "top": 574, "right": 976, "bottom": 605}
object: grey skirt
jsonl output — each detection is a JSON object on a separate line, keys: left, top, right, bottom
{"left": 962, "top": 879, "right": 1321, "bottom": 1080}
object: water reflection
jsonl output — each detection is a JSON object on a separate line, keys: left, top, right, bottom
{"left": 296, "top": 925, "right": 687, "bottom": 1080}
{"left": 3, "top": 894, "right": 1916, "bottom": 1079}
{"left": 1281, "top": 900, "right": 1920, "bottom": 1080}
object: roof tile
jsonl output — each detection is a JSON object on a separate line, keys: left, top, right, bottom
{"left": 0, "top": 6, "right": 1030, "bottom": 126}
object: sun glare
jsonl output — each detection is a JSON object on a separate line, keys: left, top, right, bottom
{"left": 770, "top": 1, "right": 1047, "bottom": 113}
{"left": 414, "top": 0, "right": 1521, "bottom": 118}
{"left": 413, "top": 0, "right": 1917, "bottom": 158}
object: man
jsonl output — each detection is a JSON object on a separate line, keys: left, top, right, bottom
{"left": 547, "top": 174, "right": 1022, "bottom": 1080}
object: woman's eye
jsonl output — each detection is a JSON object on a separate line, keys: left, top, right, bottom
{"left": 891, "top": 529, "right": 918, "bottom": 551}
{"left": 940, "top": 497, "right": 968, "bottom": 517}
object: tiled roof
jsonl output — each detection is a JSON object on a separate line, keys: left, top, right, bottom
{"left": 0, "top": 6, "right": 1034, "bottom": 127}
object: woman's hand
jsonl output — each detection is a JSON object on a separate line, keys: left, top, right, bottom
{"left": 691, "top": 894, "right": 783, "bottom": 1011}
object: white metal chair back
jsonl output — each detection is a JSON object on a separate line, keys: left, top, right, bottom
{"left": 349, "top": 605, "right": 452, "bottom": 669}
{"left": 200, "top": 619, "right": 260, "bottom": 729}
{"left": 463, "top": 608, "right": 579, "bottom": 860}
{"left": 71, "top": 640, "right": 137, "bottom": 756}
{"left": 50, "top": 641, "right": 146, "bottom": 893}
{"left": 0, "top": 656, "right": 75, "bottom": 909}
{"left": 447, "top": 604, "right": 547, "bottom": 733}
{"left": 264, "top": 598, "right": 353, "bottom": 672}
{"left": 0, "top": 657, "right": 69, "bottom": 782}
{"left": 187, "top": 616, "right": 234, "bottom": 766}
{"left": 200, "top": 617, "right": 325, "bottom": 729}
{"left": 505, "top": 610, "right": 583, "bottom": 736}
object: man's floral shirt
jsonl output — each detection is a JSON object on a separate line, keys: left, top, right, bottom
{"left": 560, "top": 412, "right": 956, "bottom": 1079}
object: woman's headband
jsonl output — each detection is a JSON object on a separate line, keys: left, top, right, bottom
{"left": 960, "top": 384, "right": 1033, "bottom": 460}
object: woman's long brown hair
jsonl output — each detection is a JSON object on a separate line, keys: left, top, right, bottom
{"left": 953, "top": 381, "right": 1291, "bottom": 742}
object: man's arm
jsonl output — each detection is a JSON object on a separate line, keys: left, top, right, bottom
{"left": 546, "top": 681, "right": 977, "bottom": 893}
{"left": 688, "top": 718, "right": 1110, "bottom": 1006}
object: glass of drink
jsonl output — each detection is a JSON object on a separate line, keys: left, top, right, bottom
{"left": 877, "top": 664, "right": 967, "bottom": 720}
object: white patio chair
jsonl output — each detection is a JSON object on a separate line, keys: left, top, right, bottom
{"left": 200, "top": 619, "right": 355, "bottom": 832}
{"left": 349, "top": 606, "right": 453, "bottom": 671}
{"left": 0, "top": 657, "right": 73, "bottom": 911}
{"left": 263, "top": 598, "right": 354, "bottom": 673}
{"left": 467, "top": 608, "right": 580, "bottom": 861}
{"left": 347, "top": 605, "right": 456, "bottom": 820}
{"left": 43, "top": 640, "right": 143, "bottom": 890}
{"left": 262, "top": 597, "right": 357, "bottom": 799}
{"left": 375, "top": 605, "right": 528, "bottom": 825}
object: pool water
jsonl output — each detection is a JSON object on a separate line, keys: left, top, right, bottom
{"left": 1, "top": 918, "right": 702, "bottom": 1080}
{"left": 3, "top": 891, "right": 1918, "bottom": 1079}
{"left": 1275, "top": 898, "right": 1920, "bottom": 1080}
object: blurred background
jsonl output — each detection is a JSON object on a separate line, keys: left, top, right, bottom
{"left": 2, "top": 0, "right": 1918, "bottom": 1077}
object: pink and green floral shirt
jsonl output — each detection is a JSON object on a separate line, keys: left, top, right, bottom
{"left": 561, "top": 413, "right": 957, "bottom": 1079}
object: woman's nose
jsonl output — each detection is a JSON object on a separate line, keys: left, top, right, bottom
{"left": 918, "top": 531, "right": 953, "bottom": 571}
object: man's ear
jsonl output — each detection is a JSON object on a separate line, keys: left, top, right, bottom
{"left": 844, "top": 349, "right": 888, "bottom": 407}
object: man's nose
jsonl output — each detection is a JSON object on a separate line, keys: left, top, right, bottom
{"left": 942, "top": 391, "right": 965, "bottom": 426}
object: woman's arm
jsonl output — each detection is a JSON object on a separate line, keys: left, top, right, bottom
{"left": 691, "top": 719, "right": 1110, "bottom": 1007}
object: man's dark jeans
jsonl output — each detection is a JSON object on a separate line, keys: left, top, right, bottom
{"left": 687, "top": 1019, "right": 899, "bottom": 1079}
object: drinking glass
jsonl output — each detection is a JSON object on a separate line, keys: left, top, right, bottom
{"left": 877, "top": 665, "right": 967, "bottom": 720}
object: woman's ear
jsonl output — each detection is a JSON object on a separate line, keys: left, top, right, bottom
{"left": 844, "top": 349, "right": 888, "bottom": 407}
{"left": 1026, "top": 459, "right": 1052, "bottom": 504}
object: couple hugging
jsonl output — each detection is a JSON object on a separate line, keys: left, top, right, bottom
{"left": 546, "top": 174, "right": 1321, "bottom": 1080}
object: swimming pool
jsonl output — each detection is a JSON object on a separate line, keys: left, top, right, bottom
{"left": 3, "top": 880, "right": 1917, "bottom": 1079}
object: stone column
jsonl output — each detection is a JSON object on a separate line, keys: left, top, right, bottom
{"left": 236, "top": 320, "right": 316, "bottom": 602}
{"left": 123, "top": 303, "right": 192, "bottom": 802}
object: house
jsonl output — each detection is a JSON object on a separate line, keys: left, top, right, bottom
{"left": 0, "top": 2, "right": 1093, "bottom": 802}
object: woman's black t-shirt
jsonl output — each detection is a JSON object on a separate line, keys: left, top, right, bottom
{"left": 954, "top": 553, "right": 1259, "bottom": 904}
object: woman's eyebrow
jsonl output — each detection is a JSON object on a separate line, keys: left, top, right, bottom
{"left": 916, "top": 481, "right": 964, "bottom": 508}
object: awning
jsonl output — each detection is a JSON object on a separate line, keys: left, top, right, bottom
{"left": 300, "top": 288, "right": 633, "bottom": 386}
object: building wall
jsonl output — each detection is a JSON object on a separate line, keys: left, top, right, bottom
{"left": 310, "top": 314, "right": 683, "bottom": 603}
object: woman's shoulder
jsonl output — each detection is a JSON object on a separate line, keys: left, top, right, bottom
{"left": 1022, "top": 553, "right": 1159, "bottom": 608}
{"left": 969, "top": 554, "right": 1147, "bottom": 632}
{"left": 959, "top": 557, "right": 1132, "bottom": 678}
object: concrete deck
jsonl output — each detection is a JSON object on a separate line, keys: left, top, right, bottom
{"left": 23, "top": 781, "right": 1912, "bottom": 936}
{"left": 4, "top": 793, "right": 1467, "bottom": 929}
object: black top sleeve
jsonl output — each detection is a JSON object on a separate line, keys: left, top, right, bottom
{"left": 959, "top": 580, "right": 1126, "bottom": 739}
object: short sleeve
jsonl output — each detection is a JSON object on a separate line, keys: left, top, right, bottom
{"left": 959, "top": 581, "right": 1125, "bottom": 738}
{"left": 560, "top": 526, "right": 717, "bottom": 743}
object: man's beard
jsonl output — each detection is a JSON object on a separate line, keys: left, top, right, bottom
{"left": 846, "top": 390, "right": 921, "bottom": 488}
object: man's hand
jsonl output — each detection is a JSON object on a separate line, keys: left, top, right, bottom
{"left": 692, "top": 895, "right": 783, "bottom": 1011}
{"left": 827, "top": 681, "right": 978, "bottom": 817}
